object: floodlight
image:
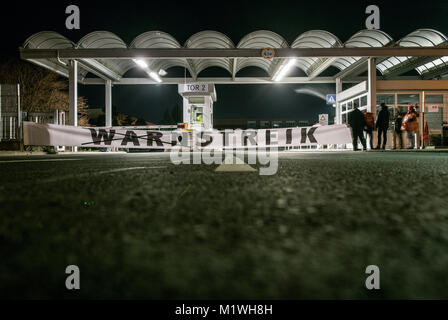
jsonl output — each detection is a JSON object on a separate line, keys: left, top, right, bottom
{"left": 273, "top": 58, "right": 297, "bottom": 82}
{"left": 133, "top": 58, "right": 148, "bottom": 69}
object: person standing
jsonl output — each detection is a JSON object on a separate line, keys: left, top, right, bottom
{"left": 393, "top": 107, "right": 403, "bottom": 149}
{"left": 401, "top": 105, "right": 419, "bottom": 149}
{"left": 375, "top": 103, "right": 390, "bottom": 149}
{"left": 363, "top": 111, "right": 375, "bottom": 150}
{"left": 348, "top": 105, "right": 367, "bottom": 151}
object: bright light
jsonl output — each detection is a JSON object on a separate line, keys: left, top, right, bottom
{"left": 274, "top": 58, "right": 297, "bottom": 82}
{"left": 149, "top": 72, "right": 162, "bottom": 83}
{"left": 158, "top": 69, "right": 167, "bottom": 76}
{"left": 133, "top": 58, "right": 148, "bottom": 69}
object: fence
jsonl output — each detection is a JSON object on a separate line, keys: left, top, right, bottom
{"left": 1, "top": 110, "right": 66, "bottom": 141}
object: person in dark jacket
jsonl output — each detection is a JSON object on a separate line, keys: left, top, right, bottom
{"left": 375, "top": 103, "right": 390, "bottom": 149}
{"left": 348, "top": 105, "right": 367, "bottom": 151}
{"left": 393, "top": 107, "right": 403, "bottom": 149}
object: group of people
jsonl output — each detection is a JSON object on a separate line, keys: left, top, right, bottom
{"left": 348, "top": 103, "right": 419, "bottom": 151}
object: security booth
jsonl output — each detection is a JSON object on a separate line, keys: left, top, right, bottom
{"left": 178, "top": 84, "right": 216, "bottom": 131}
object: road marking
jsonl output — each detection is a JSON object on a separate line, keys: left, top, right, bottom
{"left": 96, "top": 166, "right": 165, "bottom": 174}
{"left": 215, "top": 155, "right": 257, "bottom": 173}
{"left": 38, "top": 166, "right": 166, "bottom": 184}
{"left": 0, "top": 158, "right": 82, "bottom": 163}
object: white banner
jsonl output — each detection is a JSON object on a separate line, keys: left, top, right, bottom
{"left": 23, "top": 122, "right": 352, "bottom": 149}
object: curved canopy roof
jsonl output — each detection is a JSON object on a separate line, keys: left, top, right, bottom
{"left": 377, "top": 29, "right": 448, "bottom": 76}
{"left": 291, "top": 30, "right": 342, "bottom": 75}
{"left": 21, "top": 28, "right": 448, "bottom": 82}
{"left": 331, "top": 29, "right": 393, "bottom": 71}
{"left": 236, "top": 30, "right": 288, "bottom": 75}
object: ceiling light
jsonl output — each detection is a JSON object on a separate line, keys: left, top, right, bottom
{"left": 133, "top": 58, "right": 148, "bottom": 69}
{"left": 274, "top": 58, "right": 297, "bottom": 82}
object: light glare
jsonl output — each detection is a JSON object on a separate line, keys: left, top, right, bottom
{"left": 133, "top": 58, "right": 148, "bottom": 69}
{"left": 274, "top": 58, "right": 297, "bottom": 82}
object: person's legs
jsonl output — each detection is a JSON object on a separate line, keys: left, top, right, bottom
{"left": 393, "top": 131, "right": 397, "bottom": 149}
{"left": 359, "top": 131, "right": 367, "bottom": 150}
{"left": 381, "top": 128, "right": 388, "bottom": 149}
{"left": 352, "top": 129, "right": 359, "bottom": 150}
{"left": 377, "top": 128, "right": 382, "bottom": 148}
{"left": 367, "top": 130, "right": 373, "bottom": 149}
{"left": 398, "top": 131, "right": 403, "bottom": 149}
{"left": 407, "top": 131, "right": 414, "bottom": 148}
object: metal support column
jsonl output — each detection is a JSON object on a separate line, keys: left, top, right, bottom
{"left": 105, "top": 80, "right": 112, "bottom": 127}
{"left": 367, "top": 58, "right": 377, "bottom": 114}
{"left": 335, "top": 77, "right": 342, "bottom": 124}
{"left": 69, "top": 60, "right": 78, "bottom": 152}
{"left": 69, "top": 60, "right": 78, "bottom": 126}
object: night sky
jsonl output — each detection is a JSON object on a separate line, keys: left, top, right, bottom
{"left": 1, "top": 0, "right": 448, "bottom": 123}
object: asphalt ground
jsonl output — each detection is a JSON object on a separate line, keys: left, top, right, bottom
{"left": 0, "top": 150, "right": 448, "bottom": 299}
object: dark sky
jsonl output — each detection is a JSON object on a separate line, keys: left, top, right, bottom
{"left": 1, "top": 0, "right": 448, "bottom": 123}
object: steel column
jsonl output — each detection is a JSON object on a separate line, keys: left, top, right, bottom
{"left": 105, "top": 80, "right": 112, "bottom": 127}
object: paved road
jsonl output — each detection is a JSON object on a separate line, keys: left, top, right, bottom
{"left": 1, "top": 151, "right": 448, "bottom": 299}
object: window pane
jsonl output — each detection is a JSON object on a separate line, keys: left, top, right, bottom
{"left": 425, "top": 94, "right": 444, "bottom": 104}
{"left": 260, "top": 121, "right": 270, "bottom": 128}
{"left": 272, "top": 121, "right": 283, "bottom": 128}
{"left": 361, "top": 95, "right": 368, "bottom": 106}
{"left": 377, "top": 94, "right": 395, "bottom": 105}
{"left": 354, "top": 98, "right": 360, "bottom": 108}
{"left": 188, "top": 97, "right": 205, "bottom": 104}
{"left": 247, "top": 121, "right": 257, "bottom": 128}
{"left": 342, "top": 104, "right": 347, "bottom": 112}
{"left": 397, "top": 94, "right": 420, "bottom": 105}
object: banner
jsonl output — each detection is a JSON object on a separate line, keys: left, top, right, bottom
{"left": 23, "top": 122, "right": 352, "bottom": 149}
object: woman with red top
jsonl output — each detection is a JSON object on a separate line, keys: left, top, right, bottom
{"left": 401, "top": 105, "right": 419, "bottom": 149}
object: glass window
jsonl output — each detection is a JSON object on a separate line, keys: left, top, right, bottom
{"left": 342, "top": 104, "right": 347, "bottom": 112}
{"left": 347, "top": 101, "right": 353, "bottom": 110}
{"left": 260, "top": 121, "right": 270, "bottom": 128}
{"left": 188, "top": 97, "right": 205, "bottom": 104}
{"left": 272, "top": 121, "right": 283, "bottom": 128}
{"left": 361, "top": 95, "right": 368, "bottom": 106}
{"left": 342, "top": 114, "right": 347, "bottom": 124}
{"left": 397, "top": 94, "right": 420, "bottom": 105}
{"left": 377, "top": 94, "right": 395, "bottom": 105}
{"left": 353, "top": 98, "right": 360, "bottom": 109}
{"left": 190, "top": 105, "right": 203, "bottom": 125}
{"left": 425, "top": 94, "right": 444, "bottom": 104}
{"left": 285, "top": 120, "right": 296, "bottom": 127}
{"left": 247, "top": 120, "right": 257, "bottom": 128}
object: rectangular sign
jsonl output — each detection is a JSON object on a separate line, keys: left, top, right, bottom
{"left": 23, "top": 122, "right": 352, "bottom": 149}
{"left": 182, "top": 84, "right": 209, "bottom": 93}
{"left": 427, "top": 105, "right": 439, "bottom": 113}
{"left": 319, "top": 114, "right": 329, "bottom": 125}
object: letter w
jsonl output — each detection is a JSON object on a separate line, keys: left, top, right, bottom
{"left": 89, "top": 129, "right": 115, "bottom": 145}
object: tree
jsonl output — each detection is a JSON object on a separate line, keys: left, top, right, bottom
{"left": 0, "top": 58, "right": 88, "bottom": 125}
